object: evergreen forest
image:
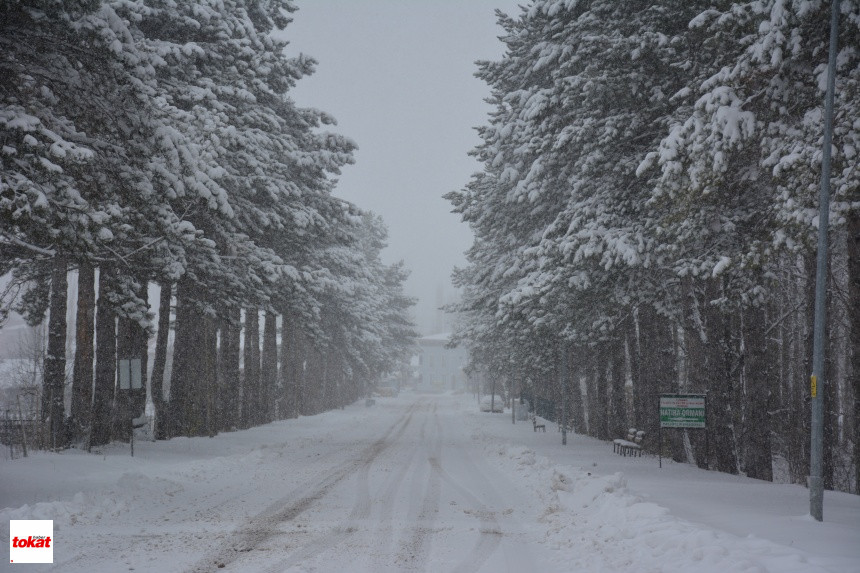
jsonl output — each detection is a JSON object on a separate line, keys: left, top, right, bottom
{"left": 448, "top": 0, "right": 859, "bottom": 494}
{"left": 1, "top": 1, "right": 417, "bottom": 447}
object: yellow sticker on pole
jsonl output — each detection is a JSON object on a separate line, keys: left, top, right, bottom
{"left": 811, "top": 375, "right": 818, "bottom": 398}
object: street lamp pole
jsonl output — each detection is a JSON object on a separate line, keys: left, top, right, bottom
{"left": 810, "top": 0, "right": 840, "bottom": 523}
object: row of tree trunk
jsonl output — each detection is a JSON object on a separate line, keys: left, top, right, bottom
{"left": 39, "top": 269, "right": 366, "bottom": 450}
{"left": 521, "top": 246, "right": 856, "bottom": 493}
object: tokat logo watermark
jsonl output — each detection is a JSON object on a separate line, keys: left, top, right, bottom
{"left": 9, "top": 520, "right": 53, "bottom": 564}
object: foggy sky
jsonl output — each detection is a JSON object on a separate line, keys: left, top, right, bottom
{"left": 282, "top": 0, "right": 522, "bottom": 335}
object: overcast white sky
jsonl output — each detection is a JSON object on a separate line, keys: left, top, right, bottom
{"left": 282, "top": 0, "right": 522, "bottom": 335}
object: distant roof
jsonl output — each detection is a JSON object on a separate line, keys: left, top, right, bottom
{"left": 419, "top": 332, "right": 451, "bottom": 342}
{"left": 416, "top": 332, "right": 467, "bottom": 352}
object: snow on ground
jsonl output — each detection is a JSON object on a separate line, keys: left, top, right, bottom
{"left": 1, "top": 392, "right": 857, "bottom": 572}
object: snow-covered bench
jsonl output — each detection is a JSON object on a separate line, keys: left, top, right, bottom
{"left": 613, "top": 428, "right": 645, "bottom": 457}
{"left": 532, "top": 416, "right": 546, "bottom": 432}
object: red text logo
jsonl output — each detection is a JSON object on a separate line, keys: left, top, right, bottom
{"left": 12, "top": 536, "right": 52, "bottom": 549}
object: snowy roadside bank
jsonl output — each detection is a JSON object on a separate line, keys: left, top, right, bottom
{"left": 458, "top": 394, "right": 859, "bottom": 573}
{"left": 1, "top": 398, "right": 412, "bottom": 572}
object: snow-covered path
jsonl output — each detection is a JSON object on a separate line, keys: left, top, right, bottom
{"left": 183, "top": 398, "right": 556, "bottom": 572}
{"left": 2, "top": 393, "right": 858, "bottom": 572}
{"left": 2, "top": 396, "right": 560, "bottom": 572}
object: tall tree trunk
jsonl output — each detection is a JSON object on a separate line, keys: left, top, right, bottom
{"left": 260, "top": 311, "right": 278, "bottom": 424}
{"left": 170, "top": 281, "right": 218, "bottom": 437}
{"left": 279, "top": 315, "right": 294, "bottom": 418}
{"left": 683, "top": 277, "right": 741, "bottom": 472}
{"left": 584, "top": 353, "right": 598, "bottom": 433}
{"left": 304, "top": 345, "right": 324, "bottom": 416}
{"left": 636, "top": 304, "right": 675, "bottom": 455}
{"left": 171, "top": 282, "right": 216, "bottom": 437}
{"left": 169, "top": 280, "right": 194, "bottom": 436}
{"left": 591, "top": 348, "right": 609, "bottom": 440}
{"left": 70, "top": 262, "right": 95, "bottom": 444}
{"left": 43, "top": 256, "right": 68, "bottom": 449}
{"left": 567, "top": 346, "right": 586, "bottom": 434}
{"left": 302, "top": 345, "right": 314, "bottom": 416}
{"left": 681, "top": 277, "right": 709, "bottom": 468}
{"left": 772, "top": 259, "right": 793, "bottom": 481}
{"left": 150, "top": 282, "right": 171, "bottom": 439}
{"left": 295, "top": 328, "right": 307, "bottom": 418}
{"left": 137, "top": 287, "right": 149, "bottom": 417}
{"left": 823, "top": 353, "right": 836, "bottom": 490}
{"left": 607, "top": 335, "right": 627, "bottom": 440}
{"left": 114, "top": 288, "right": 148, "bottom": 442}
{"left": 278, "top": 313, "right": 298, "bottom": 419}
{"left": 668, "top": 320, "right": 687, "bottom": 462}
{"left": 790, "top": 253, "right": 816, "bottom": 483}
{"left": 823, "top": 243, "right": 840, "bottom": 491}
{"left": 321, "top": 352, "right": 332, "bottom": 411}
{"left": 322, "top": 354, "right": 334, "bottom": 411}
{"left": 848, "top": 208, "right": 860, "bottom": 495}
{"left": 626, "top": 317, "right": 643, "bottom": 436}
{"left": 743, "top": 305, "right": 773, "bottom": 481}
{"left": 242, "top": 308, "right": 260, "bottom": 427}
{"left": 785, "top": 256, "right": 810, "bottom": 484}
{"left": 202, "top": 313, "right": 218, "bottom": 438}
{"left": 707, "top": 279, "right": 739, "bottom": 475}
{"left": 218, "top": 306, "right": 241, "bottom": 431}
{"left": 91, "top": 266, "right": 116, "bottom": 448}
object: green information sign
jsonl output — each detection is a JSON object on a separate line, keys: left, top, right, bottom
{"left": 659, "top": 394, "right": 706, "bottom": 428}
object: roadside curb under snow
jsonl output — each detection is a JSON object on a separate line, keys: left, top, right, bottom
{"left": 478, "top": 438, "right": 832, "bottom": 573}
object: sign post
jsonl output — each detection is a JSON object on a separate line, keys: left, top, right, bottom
{"left": 659, "top": 394, "right": 706, "bottom": 468}
{"left": 117, "top": 358, "right": 145, "bottom": 456}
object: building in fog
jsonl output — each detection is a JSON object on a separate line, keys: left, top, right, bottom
{"left": 416, "top": 333, "right": 468, "bottom": 392}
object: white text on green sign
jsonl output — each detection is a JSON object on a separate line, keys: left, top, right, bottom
{"left": 659, "top": 395, "right": 706, "bottom": 428}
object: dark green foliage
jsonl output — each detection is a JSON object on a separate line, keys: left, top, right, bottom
{"left": 451, "top": 0, "right": 859, "bottom": 492}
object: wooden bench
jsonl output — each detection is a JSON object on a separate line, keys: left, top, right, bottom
{"left": 532, "top": 416, "right": 546, "bottom": 432}
{"left": 613, "top": 428, "right": 645, "bottom": 457}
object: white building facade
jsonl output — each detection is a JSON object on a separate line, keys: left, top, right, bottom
{"left": 416, "top": 333, "right": 468, "bottom": 393}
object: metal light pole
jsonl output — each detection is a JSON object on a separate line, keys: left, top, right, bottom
{"left": 810, "top": 0, "right": 840, "bottom": 523}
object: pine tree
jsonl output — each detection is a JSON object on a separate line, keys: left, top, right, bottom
{"left": 149, "top": 282, "right": 171, "bottom": 438}
{"left": 70, "top": 262, "right": 95, "bottom": 443}
{"left": 90, "top": 265, "right": 116, "bottom": 448}
{"left": 42, "top": 256, "right": 68, "bottom": 449}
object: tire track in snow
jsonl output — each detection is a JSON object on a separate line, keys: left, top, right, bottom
{"left": 442, "top": 426, "right": 541, "bottom": 573}
{"left": 261, "top": 416, "right": 415, "bottom": 572}
{"left": 394, "top": 400, "right": 444, "bottom": 571}
{"left": 186, "top": 402, "right": 418, "bottom": 572}
{"left": 428, "top": 402, "right": 504, "bottom": 573}
{"left": 264, "top": 402, "right": 429, "bottom": 572}
{"left": 375, "top": 428, "right": 421, "bottom": 552}
{"left": 427, "top": 455, "right": 503, "bottom": 573}
{"left": 165, "top": 435, "right": 349, "bottom": 526}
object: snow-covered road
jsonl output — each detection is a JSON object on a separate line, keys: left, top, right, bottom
{"left": 2, "top": 396, "right": 560, "bottom": 572}
{"left": 183, "top": 398, "right": 556, "bottom": 572}
{"left": 2, "top": 393, "right": 858, "bottom": 572}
